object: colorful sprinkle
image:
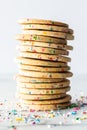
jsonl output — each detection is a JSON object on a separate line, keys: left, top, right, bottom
{"left": 0, "top": 94, "right": 87, "bottom": 128}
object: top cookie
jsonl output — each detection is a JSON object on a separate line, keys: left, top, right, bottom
{"left": 18, "top": 18, "right": 68, "bottom": 27}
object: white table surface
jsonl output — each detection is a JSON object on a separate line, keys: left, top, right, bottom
{"left": 0, "top": 74, "right": 87, "bottom": 130}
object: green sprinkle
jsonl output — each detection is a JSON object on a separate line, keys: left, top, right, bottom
{"left": 51, "top": 90, "right": 54, "bottom": 94}
{"left": 33, "top": 35, "right": 38, "bottom": 40}
{"left": 20, "top": 61, "right": 22, "bottom": 64}
{"left": 29, "top": 24, "right": 31, "bottom": 27}
{"left": 50, "top": 27, "right": 53, "bottom": 31}
{"left": 76, "top": 117, "right": 80, "bottom": 120}
{"left": 69, "top": 103, "right": 78, "bottom": 108}
{"left": 49, "top": 39, "right": 52, "bottom": 42}
{"left": 49, "top": 50, "right": 55, "bottom": 54}
{"left": 29, "top": 92, "right": 31, "bottom": 94}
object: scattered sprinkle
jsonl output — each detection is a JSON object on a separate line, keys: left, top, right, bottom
{"left": 0, "top": 94, "right": 87, "bottom": 128}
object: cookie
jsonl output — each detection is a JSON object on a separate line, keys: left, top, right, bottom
{"left": 18, "top": 52, "right": 71, "bottom": 62}
{"left": 18, "top": 18, "right": 68, "bottom": 27}
{"left": 20, "top": 94, "right": 71, "bottom": 105}
{"left": 18, "top": 69, "right": 73, "bottom": 78}
{"left": 22, "top": 24, "right": 73, "bottom": 34}
{"left": 17, "top": 64, "right": 70, "bottom": 72}
{"left": 17, "top": 79, "right": 70, "bottom": 88}
{"left": 17, "top": 93, "right": 67, "bottom": 100}
{"left": 16, "top": 75, "right": 64, "bottom": 83}
{"left": 17, "top": 45, "right": 69, "bottom": 55}
{"left": 23, "top": 30, "right": 74, "bottom": 40}
{"left": 16, "top": 34, "right": 67, "bottom": 43}
{"left": 19, "top": 41, "right": 73, "bottom": 50}
{"left": 20, "top": 102, "right": 71, "bottom": 110}
{"left": 17, "top": 86, "right": 70, "bottom": 94}
{"left": 16, "top": 57, "right": 67, "bottom": 67}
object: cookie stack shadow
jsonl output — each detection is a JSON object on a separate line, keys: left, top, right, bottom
{"left": 15, "top": 19, "right": 74, "bottom": 111}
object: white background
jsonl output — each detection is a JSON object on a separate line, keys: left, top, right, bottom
{"left": 0, "top": 0, "right": 87, "bottom": 75}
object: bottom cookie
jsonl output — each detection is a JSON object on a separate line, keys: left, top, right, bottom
{"left": 20, "top": 102, "right": 71, "bottom": 111}
{"left": 20, "top": 94, "right": 71, "bottom": 105}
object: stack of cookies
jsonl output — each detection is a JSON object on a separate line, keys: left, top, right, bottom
{"left": 16, "top": 19, "right": 74, "bottom": 111}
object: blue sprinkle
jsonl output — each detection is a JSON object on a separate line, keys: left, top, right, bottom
{"left": 12, "top": 109, "right": 17, "bottom": 115}
{"left": 71, "top": 111, "right": 77, "bottom": 115}
{"left": 35, "top": 119, "right": 40, "bottom": 123}
{"left": 81, "top": 103, "right": 84, "bottom": 107}
{"left": 24, "top": 117, "right": 28, "bottom": 123}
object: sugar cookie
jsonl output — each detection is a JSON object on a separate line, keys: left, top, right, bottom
{"left": 17, "top": 93, "right": 67, "bottom": 100}
{"left": 16, "top": 34, "right": 67, "bottom": 43}
{"left": 18, "top": 52, "right": 71, "bottom": 62}
{"left": 17, "top": 45, "right": 69, "bottom": 55}
{"left": 20, "top": 94, "right": 71, "bottom": 105}
{"left": 16, "top": 75, "right": 64, "bottom": 83}
{"left": 23, "top": 30, "right": 74, "bottom": 40}
{"left": 18, "top": 69, "right": 73, "bottom": 78}
{"left": 17, "top": 79, "right": 70, "bottom": 88}
{"left": 17, "top": 64, "right": 70, "bottom": 72}
{"left": 17, "top": 86, "right": 70, "bottom": 94}
{"left": 16, "top": 57, "right": 67, "bottom": 67}
{"left": 19, "top": 41, "right": 73, "bottom": 50}
{"left": 21, "top": 102, "right": 71, "bottom": 110}
{"left": 22, "top": 24, "right": 73, "bottom": 34}
{"left": 18, "top": 18, "right": 68, "bottom": 27}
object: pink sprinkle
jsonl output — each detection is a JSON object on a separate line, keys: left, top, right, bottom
{"left": 0, "top": 103, "right": 3, "bottom": 105}
{"left": 83, "top": 111, "right": 87, "bottom": 114}
{"left": 32, "top": 121, "right": 36, "bottom": 124}
{"left": 32, "top": 49, "right": 37, "bottom": 53}
{"left": 30, "top": 109, "right": 35, "bottom": 112}
{"left": 42, "top": 48, "right": 45, "bottom": 52}
{"left": 73, "top": 107, "right": 80, "bottom": 111}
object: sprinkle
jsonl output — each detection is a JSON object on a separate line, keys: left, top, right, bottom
{"left": 73, "top": 107, "right": 79, "bottom": 111}
{"left": 80, "top": 116, "right": 87, "bottom": 120}
{"left": 47, "top": 125, "right": 52, "bottom": 128}
{"left": 28, "top": 92, "right": 31, "bottom": 94}
{"left": 50, "top": 27, "right": 53, "bottom": 31}
{"left": 33, "top": 35, "right": 38, "bottom": 40}
{"left": 66, "top": 112, "right": 71, "bottom": 117}
{"left": 48, "top": 113, "right": 55, "bottom": 118}
{"left": 35, "top": 118, "right": 40, "bottom": 123}
{"left": 76, "top": 117, "right": 80, "bottom": 120}
{"left": 9, "top": 125, "right": 17, "bottom": 130}
{"left": 58, "top": 121, "right": 63, "bottom": 125}
{"left": 69, "top": 103, "right": 78, "bottom": 108}
{"left": 11, "top": 109, "right": 17, "bottom": 115}
{"left": 0, "top": 94, "right": 87, "bottom": 127}
{"left": 51, "top": 90, "right": 54, "bottom": 94}
{"left": 83, "top": 111, "right": 87, "bottom": 114}
{"left": 15, "top": 117, "right": 24, "bottom": 122}
{"left": 32, "top": 121, "right": 36, "bottom": 124}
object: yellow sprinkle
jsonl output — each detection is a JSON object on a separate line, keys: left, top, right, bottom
{"left": 48, "top": 114, "right": 55, "bottom": 118}
{"left": 43, "top": 31, "right": 47, "bottom": 35}
{"left": 15, "top": 117, "right": 24, "bottom": 121}
{"left": 80, "top": 116, "right": 87, "bottom": 120}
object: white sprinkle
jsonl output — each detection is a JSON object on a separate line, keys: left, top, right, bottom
{"left": 47, "top": 125, "right": 52, "bottom": 128}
